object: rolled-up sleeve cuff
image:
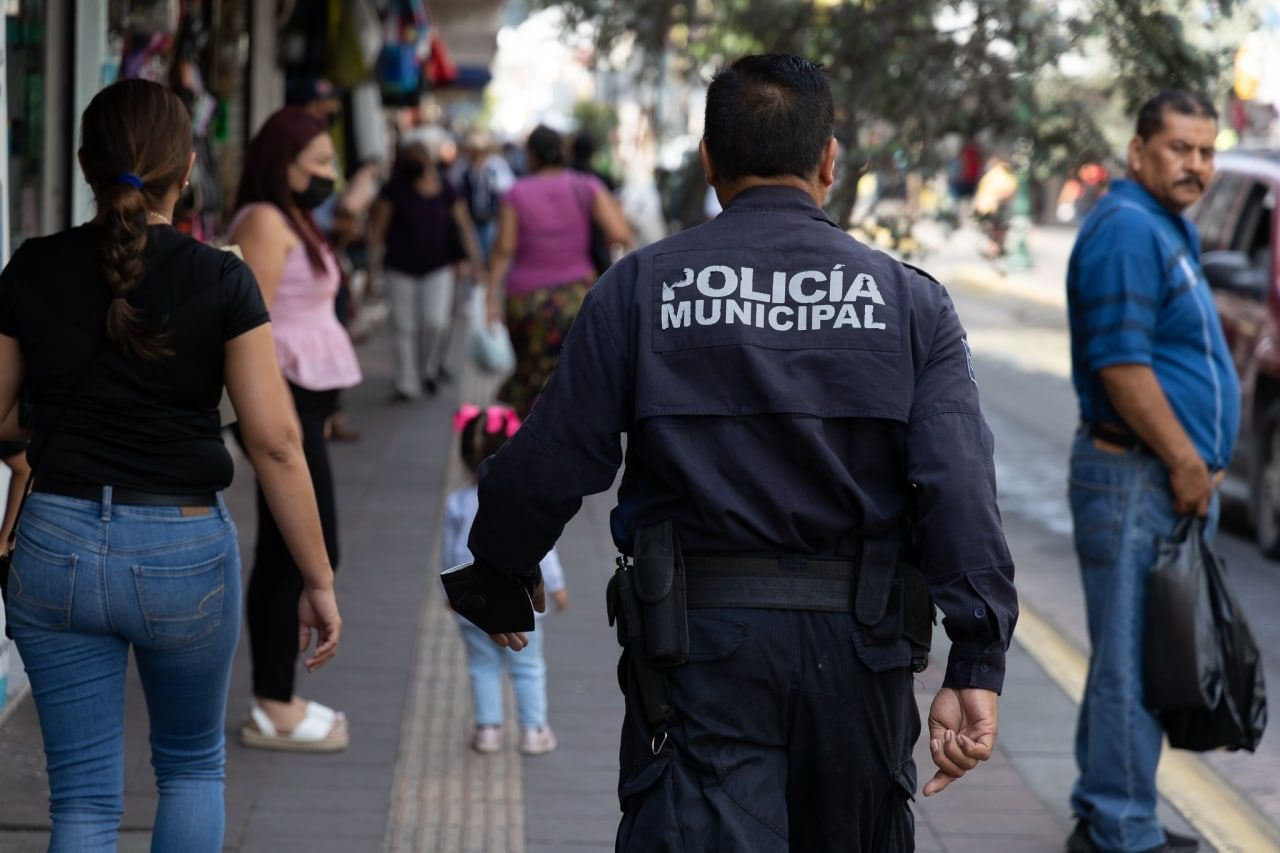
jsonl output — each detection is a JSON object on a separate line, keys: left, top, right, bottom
{"left": 942, "top": 642, "right": 1006, "bottom": 693}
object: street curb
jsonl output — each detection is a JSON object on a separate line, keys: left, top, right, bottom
{"left": 1014, "top": 604, "right": 1280, "bottom": 852}
{"left": 950, "top": 263, "right": 1067, "bottom": 311}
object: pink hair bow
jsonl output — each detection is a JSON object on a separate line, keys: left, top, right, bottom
{"left": 453, "top": 404, "right": 522, "bottom": 438}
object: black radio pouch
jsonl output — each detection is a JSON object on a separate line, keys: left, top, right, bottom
{"left": 632, "top": 520, "right": 689, "bottom": 666}
{"left": 901, "top": 561, "right": 935, "bottom": 673}
{"left": 855, "top": 538, "right": 934, "bottom": 673}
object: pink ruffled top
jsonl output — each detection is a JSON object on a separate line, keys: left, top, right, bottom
{"left": 228, "top": 204, "right": 362, "bottom": 391}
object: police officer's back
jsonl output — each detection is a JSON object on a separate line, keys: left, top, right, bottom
{"left": 452, "top": 54, "right": 1018, "bottom": 852}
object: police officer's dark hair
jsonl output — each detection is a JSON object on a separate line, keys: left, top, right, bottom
{"left": 704, "top": 54, "right": 834, "bottom": 181}
{"left": 526, "top": 124, "right": 566, "bottom": 170}
{"left": 1135, "top": 90, "right": 1218, "bottom": 140}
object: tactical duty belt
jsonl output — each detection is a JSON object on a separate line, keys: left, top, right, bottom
{"left": 681, "top": 556, "right": 856, "bottom": 612}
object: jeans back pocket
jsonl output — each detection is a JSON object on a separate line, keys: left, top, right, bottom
{"left": 132, "top": 555, "right": 226, "bottom": 648}
{"left": 9, "top": 536, "right": 77, "bottom": 631}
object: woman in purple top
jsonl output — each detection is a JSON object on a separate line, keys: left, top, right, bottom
{"left": 487, "top": 125, "right": 632, "bottom": 417}
{"left": 368, "top": 142, "right": 486, "bottom": 400}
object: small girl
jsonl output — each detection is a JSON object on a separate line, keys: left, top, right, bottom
{"left": 442, "top": 404, "right": 569, "bottom": 755}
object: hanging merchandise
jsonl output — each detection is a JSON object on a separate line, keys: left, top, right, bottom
{"left": 327, "top": 0, "right": 383, "bottom": 88}
{"left": 115, "top": 0, "right": 180, "bottom": 81}
{"left": 379, "top": 0, "right": 432, "bottom": 107}
{"left": 168, "top": 5, "right": 221, "bottom": 241}
{"left": 426, "top": 29, "right": 458, "bottom": 87}
{"left": 279, "top": 0, "right": 332, "bottom": 77}
{"left": 351, "top": 81, "right": 391, "bottom": 167}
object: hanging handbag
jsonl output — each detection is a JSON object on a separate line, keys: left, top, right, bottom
{"left": 572, "top": 173, "right": 612, "bottom": 277}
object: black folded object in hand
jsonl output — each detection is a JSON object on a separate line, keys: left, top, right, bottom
{"left": 442, "top": 559, "right": 536, "bottom": 634}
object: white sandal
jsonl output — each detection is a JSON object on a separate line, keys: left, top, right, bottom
{"left": 239, "top": 700, "right": 349, "bottom": 752}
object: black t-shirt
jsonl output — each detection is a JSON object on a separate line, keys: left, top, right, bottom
{"left": 0, "top": 224, "right": 269, "bottom": 493}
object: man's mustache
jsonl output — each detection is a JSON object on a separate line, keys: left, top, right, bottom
{"left": 1175, "top": 175, "right": 1205, "bottom": 190}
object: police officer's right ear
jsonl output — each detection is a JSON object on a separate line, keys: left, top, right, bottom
{"left": 818, "top": 137, "right": 838, "bottom": 190}
{"left": 699, "top": 139, "right": 719, "bottom": 186}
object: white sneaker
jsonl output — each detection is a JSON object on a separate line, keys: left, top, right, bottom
{"left": 519, "top": 725, "right": 557, "bottom": 756}
{"left": 472, "top": 725, "right": 502, "bottom": 754}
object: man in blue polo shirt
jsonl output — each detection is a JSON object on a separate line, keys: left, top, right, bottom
{"left": 1065, "top": 90, "right": 1238, "bottom": 853}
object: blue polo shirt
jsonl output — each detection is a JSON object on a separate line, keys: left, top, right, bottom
{"left": 1067, "top": 179, "right": 1239, "bottom": 470}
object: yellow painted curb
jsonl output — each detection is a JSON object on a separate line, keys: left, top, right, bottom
{"left": 950, "top": 264, "right": 1067, "bottom": 311}
{"left": 1014, "top": 604, "right": 1280, "bottom": 853}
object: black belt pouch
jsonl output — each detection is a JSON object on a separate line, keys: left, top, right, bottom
{"left": 633, "top": 520, "right": 689, "bottom": 666}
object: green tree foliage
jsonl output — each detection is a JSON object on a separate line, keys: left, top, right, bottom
{"left": 535, "top": 0, "right": 1240, "bottom": 225}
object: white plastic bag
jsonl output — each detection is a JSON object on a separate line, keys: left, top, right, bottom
{"left": 468, "top": 286, "right": 515, "bottom": 375}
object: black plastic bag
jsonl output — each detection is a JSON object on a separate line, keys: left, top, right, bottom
{"left": 1145, "top": 517, "right": 1267, "bottom": 752}
{"left": 1144, "top": 517, "right": 1222, "bottom": 711}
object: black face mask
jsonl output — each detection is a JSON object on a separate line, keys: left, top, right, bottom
{"left": 401, "top": 160, "right": 426, "bottom": 180}
{"left": 293, "top": 174, "right": 334, "bottom": 210}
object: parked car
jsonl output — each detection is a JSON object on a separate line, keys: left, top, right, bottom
{"left": 1188, "top": 150, "right": 1280, "bottom": 555}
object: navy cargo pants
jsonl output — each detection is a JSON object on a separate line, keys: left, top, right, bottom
{"left": 614, "top": 608, "right": 920, "bottom": 852}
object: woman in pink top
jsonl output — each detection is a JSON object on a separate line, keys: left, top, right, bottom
{"left": 226, "top": 107, "right": 361, "bottom": 752}
{"left": 487, "top": 125, "right": 632, "bottom": 417}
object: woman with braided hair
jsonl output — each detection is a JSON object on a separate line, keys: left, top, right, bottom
{"left": 0, "top": 78, "right": 342, "bottom": 850}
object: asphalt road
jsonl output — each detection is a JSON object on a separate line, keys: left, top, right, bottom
{"left": 948, "top": 279, "right": 1280, "bottom": 826}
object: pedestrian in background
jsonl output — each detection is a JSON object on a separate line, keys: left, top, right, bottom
{"left": 457, "top": 54, "right": 1015, "bottom": 850}
{"left": 0, "top": 78, "right": 341, "bottom": 851}
{"left": 973, "top": 155, "right": 1017, "bottom": 259}
{"left": 441, "top": 404, "right": 567, "bottom": 756}
{"left": 1064, "top": 90, "right": 1235, "bottom": 853}
{"left": 457, "top": 130, "right": 515, "bottom": 263}
{"left": 228, "top": 105, "right": 361, "bottom": 752}
{"left": 487, "top": 124, "right": 633, "bottom": 418}
{"left": 368, "top": 141, "right": 487, "bottom": 400}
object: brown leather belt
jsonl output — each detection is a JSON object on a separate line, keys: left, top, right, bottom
{"left": 1085, "top": 421, "right": 1153, "bottom": 455}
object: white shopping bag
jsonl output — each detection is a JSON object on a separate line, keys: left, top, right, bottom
{"left": 468, "top": 286, "right": 515, "bottom": 375}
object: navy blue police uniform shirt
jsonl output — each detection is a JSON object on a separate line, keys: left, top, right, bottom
{"left": 470, "top": 185, "right": 1017, "bottom": 692}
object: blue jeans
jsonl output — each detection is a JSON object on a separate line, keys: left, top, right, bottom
{"left": 458, "top": 619, "right": 547, "bottom": 728}
{"left": 1068, "top": 432, "right": 1219, "bottom": 851}
{"left": 6, "top": 489, "right": 241, "bottom": 853}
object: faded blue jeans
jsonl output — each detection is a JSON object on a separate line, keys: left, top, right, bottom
{"left": 458, "top": 619, "right": 548, "bottom": 728}
{"left": 6, "top": 489, "right": 241, "bottom": 853}
{"left": 1068, "top": 431, "right": 1219, "bottom": 852}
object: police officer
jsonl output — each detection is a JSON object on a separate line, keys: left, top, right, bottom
{"left": 456, "top": 54, "right": 1018, "bottom": 851}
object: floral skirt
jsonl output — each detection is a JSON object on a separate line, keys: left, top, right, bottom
{"left": 498, "top": 279, "right": 591, "bottom": 419}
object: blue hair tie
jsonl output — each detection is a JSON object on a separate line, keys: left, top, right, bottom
{"left": 116, "top": 172, "right": 143, "bottom": 190}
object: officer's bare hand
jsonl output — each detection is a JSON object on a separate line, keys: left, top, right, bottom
{"left": 923, "top": 687, "right": 999, "bottom": 796}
